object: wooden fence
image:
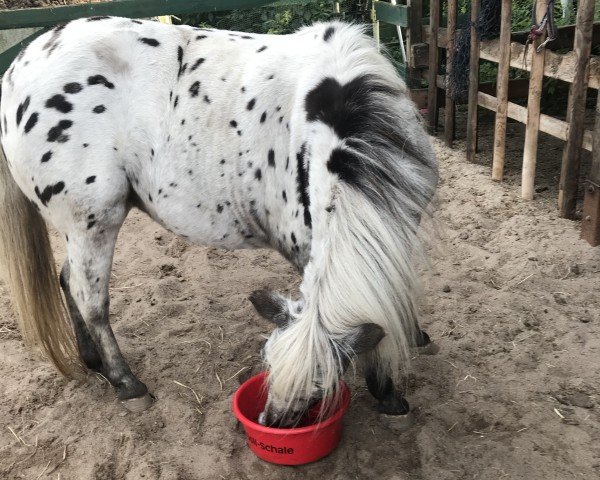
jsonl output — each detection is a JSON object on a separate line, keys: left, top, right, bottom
{"left": 425, "top": 0, "right": 600, "bottom": 246}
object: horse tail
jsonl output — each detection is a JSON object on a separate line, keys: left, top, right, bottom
{"left": 266, "top": 24, "right": 438, "bottom": 409}
{"left": 0, "top": 146, "right": 79, "bottom": 376}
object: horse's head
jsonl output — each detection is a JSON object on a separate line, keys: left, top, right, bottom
{"left": 250, "top": 290, "right": 385, "bottom": 427}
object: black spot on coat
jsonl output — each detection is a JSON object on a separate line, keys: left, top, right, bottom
{"left": 247, "top": 98, "right": 256, "bottom": 110}
{"left": 34, "top": 181, "right": 65, "bottom": 206}
{"left": 139, "top": 37, "right": 160, "bottom": 47}
{"left": 24, "top": 112, "right": 39, "bottom": 134}
{"left": 88, "top": 75, "right": 114, "bottom": 89}
{"left": 268, "top": 149, "right": 275, "bottom": 168}
{"left": 93, "top": 105, "right": 106, "bottom": 113}
{"left": 46, "top": 94, "right": 73, "bottom": 113}
{"left": 305, "top": 75, "right": 397, "bottom": 140}
{"left": 63, "top": 82, "right": 83, "bottom": 94}
{"left": 43, "top": 23, "right": 66, "bottom": 55}
{"left": 190, "top": 58, "right": 205, "bottom": 71}
{"left": 323, "top": 27, "right": 335, "bottom": 41}
{"left": 86, "top": 176, "right": 96, "bottom": 184}
{"left": 177, "top": 46, "right": 185, "bottom": 78}
{"left": 257, "top": 45, "right": 267, "bottom": 53}
{"left": 189, "top": 81, "right": 200, "bottom": 97}
{"left": 47, "top": 119, "right": 72, "bottom": 142}
{"left": 41, "top": 151, "right": 52, "bottom": 163}
{"left": 16, "top": 96, "right": 30, "bottom": 126}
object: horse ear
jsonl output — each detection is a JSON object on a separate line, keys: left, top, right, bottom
{"left": 249, "top": 290, "right": 291, "bottom": 328}
{"left": 346, "top": 323, "right": 386, "bottom": 355}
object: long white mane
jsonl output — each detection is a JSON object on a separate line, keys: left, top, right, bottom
{"left": 263, "top": 22, "right": 437, "bottom": 417}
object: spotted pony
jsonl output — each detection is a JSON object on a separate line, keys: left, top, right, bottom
{"left": 0, "top": 17, "right": 438, "bottom": 425}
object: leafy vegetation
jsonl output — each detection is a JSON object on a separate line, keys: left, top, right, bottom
{"left": 178, "top": 1, "right": 347, "bottom": 34}
{"left": 176, "top": 0, "right": 600, "bottom": 100}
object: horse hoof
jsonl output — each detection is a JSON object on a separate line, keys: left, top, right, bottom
{"left": 377, "top": 394, "right": 409, "bottom": 415}
{"left": 419, "top": 341, "right": 440, "bottom": 355}
{"left": 381, "top": 411, "right": 415, "bottom": 431}
{"left": 121, "top": 393, "right": 154, "bottom": 412}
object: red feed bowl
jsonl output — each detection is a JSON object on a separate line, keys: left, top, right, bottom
{"left": 232, "top": 372, "right": 350, "bottom": 465}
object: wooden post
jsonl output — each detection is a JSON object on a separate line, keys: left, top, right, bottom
{"left": 372, "top": 2, "right": 380, "bottom": 49}
{"left": 491, "top": 0, "right": 512, "bottom": 181}
{"left": 558, "top": 0, "right": 596, "bottom": 218}
{"left": 521, "top": 0, "right": 547, "bottom": 200}
{"left": 427, "top": 0, "right": 441, "bottom": 132}
{"left": 444, "top": 0, "right": 458, "bottom": 146}
{"left": 466, "top": 0, "right": 481, "bottom": 162}
{"left": 581, "top": 94, "right": 600, "bottom": 246}
{"left": 407, "top": 0, "right": 423, "bottom": 89}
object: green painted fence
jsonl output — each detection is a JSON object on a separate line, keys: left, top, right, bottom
{"left": 0, "top": 0, "right": 285, "bottom": 30}
{"left": 0, "top": 0, "right": 317, "bottom": 75}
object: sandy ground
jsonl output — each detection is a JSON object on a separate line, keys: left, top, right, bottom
{"left": 1, "top": 105, "right": 600, "bottom": 479}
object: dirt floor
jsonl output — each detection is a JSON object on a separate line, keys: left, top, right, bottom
{"left": 1, "top": 104, "right": 599, "bottom": 479}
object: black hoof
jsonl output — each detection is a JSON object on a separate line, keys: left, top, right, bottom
{"left": 377, "top": 394, "right": 410, "bottom": 415}
{"left": 116, "top": 378, "right": 149, "bottom": 402}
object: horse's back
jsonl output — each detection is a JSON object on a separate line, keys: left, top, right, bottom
{"left": 0, "top": 18, "right": 411, "bottom": 257}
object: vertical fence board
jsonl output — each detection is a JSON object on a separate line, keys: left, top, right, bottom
{"left": 466, "top": 0, "right": 480, "bottom": 162}
{"left": 558, "top": 0, "right": 596, "bottom": 218}
{"left": 444, "top": 0, "right": 458, "bottom": 146}
{"left": 491, "top": 0, "right": 512, "bottom": 181}
{"left": 427, "top": 0, "right": 440, "bottom": 132}
{"left": 581, "top": 95, "right": 600, "bottom": 246}
{"left": 407, "top": 0, "right": 423, "bottom": 89}
{"left": 521, "top": 0, "right": 547, "bottom": 199}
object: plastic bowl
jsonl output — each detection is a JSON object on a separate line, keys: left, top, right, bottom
{"left": 232, "top": 372, "right": 350, "bottom": 465}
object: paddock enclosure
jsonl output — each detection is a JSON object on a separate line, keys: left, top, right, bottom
{"left": 1, "top": 1, "right": 600, "bottom": 479}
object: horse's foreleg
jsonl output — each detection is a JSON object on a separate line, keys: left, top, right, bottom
{"left": 66, "top": 223, "right": 152, "bottom": 412}
{"left": 415, "top": 328, "right": 440, "bottom": 355}
{"left": 364, "top": 361, "right": 410, "bottom": 416}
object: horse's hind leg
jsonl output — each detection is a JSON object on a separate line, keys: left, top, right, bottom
{"left": 60, "top": 263, "right": 102, "bottom": 372}
{"left": 64, "top": 206, "right": 152, "bottom": 411}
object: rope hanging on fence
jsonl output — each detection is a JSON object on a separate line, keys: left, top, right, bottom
{"left": 447, "top": 0, "right": 501, "bottom": 102}
{"left": 524, "top": 0, "right": 558, "bottom": 65}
